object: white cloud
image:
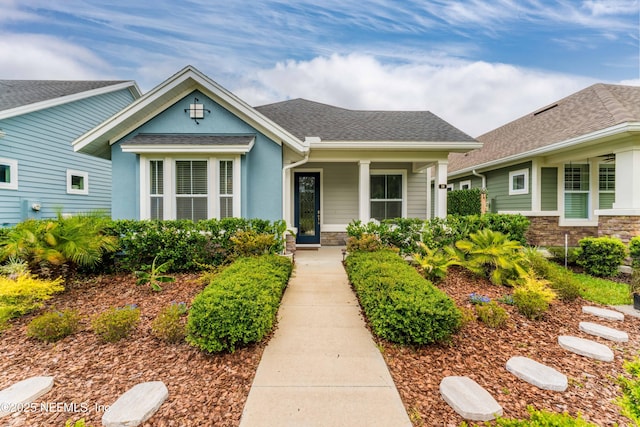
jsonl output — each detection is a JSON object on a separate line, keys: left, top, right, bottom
{"left": 235, "top": 53, "right": 596, "bottom": 137}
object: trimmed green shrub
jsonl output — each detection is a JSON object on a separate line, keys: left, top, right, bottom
{"left": 187, "top": 255, "right": 292, "bottom": 353}
{"left": 474, "top": 406, "right": 599, "bottom": 426}
{"left": 447, "top": 188, "right": 483, "bottom": 216}
{"left": 0, "top": 274, "right": 64, "bottom": 329}
{"left": 92, "top": 305, "right": 140, "bottom": 342}
{"left": 546, "top": 246, "right": 581, "bottom": 266}
{"left": 151, "top": 302, "right": 188, "bottom": 343}
{"left": 616, "top": 357, "right": 640, "bottom": 425}
{"left": 629, "top": 236, "right": 640, "bottom": 268}
{"left": 230, "top": 230, "right": 279, "bottom": 258}
{"left": 27, "top": 309, "right": 80, "bottom": 342}
{"left": 577, "top": 236, "right": 627, "bottom": 277}
{"left": 345, "top": 250, "right": 462, "bottom": 345}
{"left": 513, "top": 275, "right": 556, "bottom": 320}
{"left": 346, "top": 233, "right": 384, "bottom": 252}
{"left": 526, "top": 249, "right": 580, "bottom": 301}
{"left": 475, "top": 301, "right": 508, "bottom": 328}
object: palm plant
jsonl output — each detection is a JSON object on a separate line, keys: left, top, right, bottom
{"left": 413, "top": 242, "right": 461, "bottom": 282}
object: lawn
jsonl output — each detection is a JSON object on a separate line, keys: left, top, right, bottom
{"left": 574, "top": 272, "right": 632, "bottom": 305}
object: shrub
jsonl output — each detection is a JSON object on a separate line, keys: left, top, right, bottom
{"left": 135, "top": 256, "right": 174, "bottom": 292}
{"left": 27, "top": 309, "right": 80, "bottom": 342}
{"left": 447, "top": 188, "right": 483, "bottom": 215}
{"left": 92, "top": 305, "right": 140, "bottom": 342}
{"left": 629, "top": 236, "right": 640, "bottom": 268}
{"left": 475, "top": 301, "right": 508, "bottom": 328}
{"left": 546, "top": 246, "right": 581, "bottom": 266}
{"left": 187, "top": 255, "right": 292, "bottom": 353}
{"left": 0, "top": 274, "right": 64, "bottom": 328}
{"left": 345, "top": 250, "right": 462, "bottom": 345}
{"left": 616, "top": 357, "right": 640, "bottom": 425}
{"left": 151, "top": 302, "right": 188, "bottom": 343}
{"left": 525, "top": 249, "right": 580, "bottom": 301}
{"left": 230, "top": 230, "right": 278, "bottom": 258}
{"left": 485, "top": 406, "right": 598, "bottom": 426}
{"left": 65, "top": 419, "right": 93, "bottom": 427}
{"left": 577, "top": 236, "right": 627, "bottom": 277}
{"left": 513, "top": 275, "right": 556, "bottom": 320}
{"left": 346, "top": 233, "right": 383, "bottom": 252}
{"left": 412, "top": 243, "right": 460, "bottom": 282}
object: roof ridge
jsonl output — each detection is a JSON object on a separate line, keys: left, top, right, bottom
{"left": 591, "top": 83, "right": 635, "bottom": 124}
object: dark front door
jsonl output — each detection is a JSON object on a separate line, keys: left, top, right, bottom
{"left": 294, "top": 172, "right": 320, "bottom": 244}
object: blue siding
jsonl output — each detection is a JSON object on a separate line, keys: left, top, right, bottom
{"left": 0, "top": 88, "right": 136, "bottom": 225}
{"left": 112, "top": 90, "right": 283, "bottom": 220}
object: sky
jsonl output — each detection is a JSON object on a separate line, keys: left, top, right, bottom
{"left": 0, "top": 0, "right": 639, "bottom": 137}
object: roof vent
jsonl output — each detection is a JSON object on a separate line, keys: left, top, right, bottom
{"left": 533, "top": 104, "right": 558, "bottom": 116}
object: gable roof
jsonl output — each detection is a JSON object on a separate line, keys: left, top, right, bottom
{"left": 0, "top": 80, "right": 141, "bottom": 120}
{"left": 73, "top": 65, "right": 306, "bottom": 159}
{"left": 448, "top": 83, "right": 640, "bottom": 174}
{"left": 256, "top": 98, "right": 477, "bottom": 143}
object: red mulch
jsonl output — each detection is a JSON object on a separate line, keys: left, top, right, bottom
{"left": 1, "top": 267, "right": 638, "bottom": 426}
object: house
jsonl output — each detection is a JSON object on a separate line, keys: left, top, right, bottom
{"left": 447, "top": 83, "right": 640, "bottom": 246}
{"left": 73, "top": 65, "right": 480, "bottom": 247}
{"left": 0, "top": 80, "right": 141, "bottom": 226}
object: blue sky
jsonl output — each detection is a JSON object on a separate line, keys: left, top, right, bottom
{"left": 0, "top": 0, "right": 638, "bottom": 136}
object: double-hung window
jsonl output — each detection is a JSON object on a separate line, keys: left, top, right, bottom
{"left": 150, "top": 160, "right": 164, "bottom": 220}
{"left": 0, "top": 158, "right": 18, "bottom": 190}
{"left": 370, "top": 173, "right": 403, "bottom": 220}
{"left": 564, "top": 164, "right": 589, "bottom": 219}
{"left": 598, "top": 164, "right": 615, "bottom": 209}
{"left": 176, "top": 160, "right": 208, "bottom": 221}
{"left": 219, "top": 160, "right": 233, "bottom": 218}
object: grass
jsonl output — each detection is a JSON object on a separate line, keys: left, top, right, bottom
{"left": 573, "top": 272, "right": 631, "bottom": 305}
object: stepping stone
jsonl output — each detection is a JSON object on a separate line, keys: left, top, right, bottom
{"left": 582, "top": 306, "right": 624, "bottom": 321}
{"left": 0, "top": 376, "right": 54, "bottom": 418}
{"left": 579, "top": 321, "right": 628, "bottom": 342}
{"left": 558, "top": 335, "right": 614, "bottom": 362}
{"left": 505, "top": 356, "right": 567, "bottom": 391}
{"left": 439, "top": 376, "right": 503, "bottom": 421}
{"left": 102, "top": 381, "right": 168, "bottom": 427}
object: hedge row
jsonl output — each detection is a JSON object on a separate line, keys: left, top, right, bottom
{"left": 345, "top": 250, "right": 462, "bottom": 345}
{"left": 447, "top": 188, "right": 484, "bottom": 216}
{"left": 186, "top": 255, "right": 292, "bottom": 353}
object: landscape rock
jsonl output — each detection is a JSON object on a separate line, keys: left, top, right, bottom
{"left": 440, "top": 376, "right": 503, "bottom": 421}
{"left": 505, "top": 356, "right": 568, "bottom": 391}
{"left": 579, "top": 322, "right": 628, "bottom": 342}
{"left": 102, "top": 381, "right": 168, "bottom": 427}
{"left": 558, "top": 335, "right": 614, "bottom": 362}
{"left": 0, "top": 376, "right": 54, "bottom": 418}
{"left": 582, "top": 306, "right": 624, "bottom": 321}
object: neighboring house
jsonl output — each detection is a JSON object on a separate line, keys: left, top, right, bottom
{"left": 447, "top": 83, "right": 640, "bottom": 246}
{"left": 73, "top": 65, "right": 480, "bottom": 246}
{"left": 0, "top": 80, "right": 141, "bottom": 226}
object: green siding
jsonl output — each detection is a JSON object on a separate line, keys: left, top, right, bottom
{"left": 486, "top": 162, "right": 532, "bottom": 212}
{"left": 541, "top": 167, "right": 558, "bottom": 211}
{"left": 448, "top": 175, "right": 483, "bottom": 190}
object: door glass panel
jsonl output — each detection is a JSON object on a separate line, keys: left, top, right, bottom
{"left": 298, "top": 176, "right": 316, "bottom": 237}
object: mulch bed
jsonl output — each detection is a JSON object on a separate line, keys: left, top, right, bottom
{"left": 1, "top": 267, "right": 638, "bottom": 426}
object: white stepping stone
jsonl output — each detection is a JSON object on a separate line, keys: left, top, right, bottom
{"left": 558, "top": 335, "right": 614, "bottom": 362}
{"left": 0, "top": 376, "right": 54, "bottom": 418}
{"left": 505, "top": 356, "right": 567, "bottom": 391}
{"left": 582, "top": 306, "right": 624, "bottom": 321}
{"left": 102, "top": 381, "right": 168, "bottom": 427}
{"left": 579, "top": 321, "right": 628, "bottom": 342}
{"left": 440, "top": 376, "right": 503, "bottom": 421}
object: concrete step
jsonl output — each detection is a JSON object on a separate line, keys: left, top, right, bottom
{"left": 0, "top": 376, "right": 54, "bottom": 418}
{"left": 439, "top": 376, "right": 503, "bottom": 421}
{"left": 558, "top": 335, "right": 614, "bottom": 362}
{"left": 102, "top": 381, "right": 168, "bottom": 427}
{"left": 579, "top": 321, "right": 629, "bottom": 342}
{"left": 505, "top": 356, "right": 567, "bottom": 391}
{"left": 582, "top": 306, "right": 624, "bottom": 321}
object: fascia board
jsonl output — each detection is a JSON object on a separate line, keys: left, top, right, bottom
{"left": 120, "top": 143, "right": 254, "bottom": 154}
{"left": 310, "top": 140, "right": 482, "bottom": 151}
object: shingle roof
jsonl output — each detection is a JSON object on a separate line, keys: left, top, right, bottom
{"left": 448, "top": 83, "right": 640, "bottom": 173}
{"left": 124, "top": 134, "right": 254, "bottom": 145}
{"left": 0, "top": 80, "right": 130, "bottom": 112}
{"left": 255, "top": 98, "right": 476, "bottom": 142}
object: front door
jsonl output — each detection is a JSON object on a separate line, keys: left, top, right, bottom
{"left": 294, "top": 172, "right": 320, "bottom": 244}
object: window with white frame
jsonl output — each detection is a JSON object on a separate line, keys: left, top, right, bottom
{"left": 446, "top": 183, "right": 454, "bottom": 192}
{"left": 150, "top": 160, "right": 164, "bottom": 220}
{"left": 598, "top": 163, "right": 615, "bottom": 209}
{"left": 460, "top": 180, "right": 471, "bottom": 190}
{"left": 564, "top": 163, "right": 589, "bottom": 219}
{"left": 509, "top": 169, "right": 528, "bottom": 195}
{"left": 176, "top": 160, "right": 208, "bottom": 221}
{"left": 0, "top": 158, "right": 18, "bottom": 190}
{"left": 219, "top": 160, "right": 233, "bottom": 218}
{"left": 66, "top": 169, "right": 88, "bottom": 195}
{"left": 370, "top": 173, "right": 403, "bottom": 220}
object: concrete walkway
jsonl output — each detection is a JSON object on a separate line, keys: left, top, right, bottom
{"left": 239, "top": 247, "right": 412, "bottom": 427}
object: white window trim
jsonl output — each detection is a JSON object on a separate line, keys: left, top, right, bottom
{"left": 459, "top": 180, "right": 471, "bottom": 190}
{"left": 370, "top": 169, "right": 408, "bottom": 218}
{"left": 509, "top": 168, "right": 529, "bottom": 195}
{"left": 0, "top": 158, "right": 18, "bottom": 190}
{"left": 66, "top": 169, "right": 89, "bottom": 195}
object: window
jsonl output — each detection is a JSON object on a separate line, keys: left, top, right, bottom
{"left": 150, "top": 160, "right": 164, "bottom": 220}
{"left": 446, "top": 183, "right": 454, "bottom": 192}
{"left": 599, "top": 164, "right": 615, "bottom": 209}
{"left": 564, "top": 164, "right": 589, "bottom": 219}
{"left": 460, "top": 180, "right": 471, "bottom": 190}
{"left": 370, "top": 173, "right": 403, "bottom": 220}
{"left": 0, "top": 158, "right": 18, "bottom": 190}
{"left": 219, "top": 160, "right": 233, "bottom": 218}
{"left": 176, "top": 160, "right": 208, "bottom": 221}
{"left": 66, "top": 170, "right": 88, "bottom": 195}
{"left": 508, "top": 169, "right": 528, "bottom": 195}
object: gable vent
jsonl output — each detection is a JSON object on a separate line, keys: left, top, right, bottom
{"left": 533, "top": 104, "right": 558, "bottom": 116}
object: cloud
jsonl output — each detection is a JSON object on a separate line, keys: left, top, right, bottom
{"left": 234, "top": 53, "right": 596, "bottom": 137}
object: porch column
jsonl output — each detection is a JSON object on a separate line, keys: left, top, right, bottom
{"left": 283, "top": 167, "right": 293, "bottom": 227}
{"left": 613, "top": 147, "right": 640, "bottom": 210}
{"left": 426, "top": 167, "right": 432, "bottom": 219}
{"left": 434, "top": 160, "right": 448, "bottom": 218}
{"left": 359, "top": 160, "right": 371, "bottom": 221}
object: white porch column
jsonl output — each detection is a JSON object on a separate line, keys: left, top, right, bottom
{"left": 359, "top": 160, "right": 371, "bottom": 221}
{"left": 283, "top": 167, "right": 293, "bottom": 227}
{"left": 531, "top": 158, "right": 541, "bottom": 212}
{"left": 426, "top": 167, "right": 432, "bottom": 220}
{"left": 613, "top": 147, "right": 640, "bottom": 210}
{"left": 434, "top": 160, "right": 448, "bottom": 218}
